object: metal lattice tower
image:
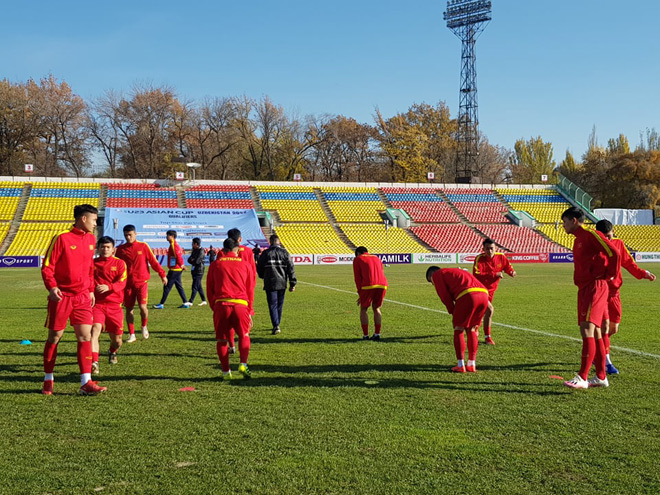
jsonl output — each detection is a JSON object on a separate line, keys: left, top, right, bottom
{"left": 444, "top": 0, "right": 491, "bottom": 183}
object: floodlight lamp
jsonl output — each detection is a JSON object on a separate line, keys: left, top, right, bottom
{"left": 186, "top": 162, "right": 202, "bottom": 169}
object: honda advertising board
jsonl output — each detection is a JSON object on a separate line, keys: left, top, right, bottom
{"left": 549, "top": 253, "right": 574, "bottom": 263}
{"left": 632, "top": 252, "right": 660, "bottom": 262}
{"left": 290, "top": 254, "right": 314, "bottom": 266}
{"left": 375, "top": 253, "right": 411, "bottom": 264}
{"left": 0, "top": 256, "right": 40, "bottom": 268}
{"left": 314, "top": 254, "right": 355, "bottom": 265}
{"left": 412, "top": 253, "right": 456, "bottom": 264}
{"left": 458, "top": 253, "right": 480, "bottom": 264}
{"left": 505, "top": 253, "right": 549, "bottom": 263}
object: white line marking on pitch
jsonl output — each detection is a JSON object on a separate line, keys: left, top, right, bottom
{"left": 301, "top": 281, "right": 660, "bottom": 360}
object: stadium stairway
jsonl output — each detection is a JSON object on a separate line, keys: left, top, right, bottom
{"left": 437, "top": 190, "right": 470, "bottom": 223}
{"left": 0, "top": 183, "right": 31, "bottom": 256}
{"left": 250, "top": 187, "right": 264, "bottom": 211}
{"left": 98, "top": 184, "right": 108, "bottom": 210}
{"left": 377, "top": 188, "right": 392, "bottom": 208}
{"left": 177, "top": 188, "right": 187, "bottom": 208}
{"left": 314, "top": 188, "right": 337, "bottom": 223}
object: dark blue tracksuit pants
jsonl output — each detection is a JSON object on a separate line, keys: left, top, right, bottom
{"left": 160, "top": 270, "right": 187, "bottom": 304}
{"left": 266, "top": 289, "right": 286, "bottom": 328}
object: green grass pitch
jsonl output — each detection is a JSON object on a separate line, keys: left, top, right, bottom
{"left": 1, "top": 264, "right": 659, "bottom": 494}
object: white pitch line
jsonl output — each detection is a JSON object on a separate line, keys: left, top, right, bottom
{"left": 301, "top": 281, "right": 660, "bottom": 360}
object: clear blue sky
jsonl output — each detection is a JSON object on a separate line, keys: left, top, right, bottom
{"left": 2, "top": 0, "right": 659, "bottom": 162}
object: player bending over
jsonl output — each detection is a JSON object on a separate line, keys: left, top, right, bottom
{"left": 353, "top": 247, "right": 388, "bottom": 340}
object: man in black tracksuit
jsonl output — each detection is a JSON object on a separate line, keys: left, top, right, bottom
{"left": 187, "top": 237, "right": 207, "bottom": 306}
{"left": 257, "top": 234, "right": 297, "bottom": 335}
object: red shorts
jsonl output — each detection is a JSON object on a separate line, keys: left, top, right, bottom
{"left": 577, "top": 280, "right": 608, "bottom": 326}
{"left": 212, "top": 303, "right": 251, "bottom": 341}
{"left": 44, "top": 292, "right": 93, "bottom": 331}
{"left": 124, "top": 283, "right": 149, "bottom": 308}
{"left": 487, "top": 289, "right": 496, "bottom": 303}
{"left": 358, "top": 288, "right": 387, "bottom": 309}
{"left": 452, "top": 291, "right": 489, "bottom": 329}
{"left": 607, "top": 290, "right": 622, "bottom": 324}
{"left": 93, "top": 303, "right": 125, "bottom": 335}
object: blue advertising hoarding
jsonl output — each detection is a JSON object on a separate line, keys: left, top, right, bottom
{"left": 103, "top": 208, "right": 267, "bottom": 250}
{"left": 0, "top": 256, "right": 40, "bottom": 268}
{"left": 549, "top": 253, "right": 574, "bottom": 263}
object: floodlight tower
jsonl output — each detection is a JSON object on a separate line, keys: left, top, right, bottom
{"left": 444, "top": 0, "right": 492, "bottom": 183}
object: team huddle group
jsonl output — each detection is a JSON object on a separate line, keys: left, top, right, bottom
{"left": 38, "top": 204, "right": 653, "bottom": 395}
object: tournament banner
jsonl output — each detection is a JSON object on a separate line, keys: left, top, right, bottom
{"left": 632, "top": 252, "right": 660, "bottom": 262}
{"left": 291, "top": 254, "right": 314, "bottom": 266}
{"left": 375, "top": 253, "right": 411, "bottom": 265}
{"left": 314, "top": 254, "right": 355, "bottom": 265}
{"left": 0, "top": 256, "right": 40, "bottom": 268}
{"left": 457, "top": 253, "right": 480, "bottom": 264}
{"left": 411, "top": 253, "right": 456, "bottom": 264}
{"left": 549, "top": 253, "right": 574, "bottom": 263}
{"left": 505, "top": 253, "right": 549, "bottom": 263}
{"left": 104, "top": 208, "right": 267, "bottom": 250}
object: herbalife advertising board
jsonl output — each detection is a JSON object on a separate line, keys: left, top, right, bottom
{"left": 411, "top": 253, "right": 456, "bottom": 264}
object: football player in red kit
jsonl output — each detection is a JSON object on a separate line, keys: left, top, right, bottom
{"left": 595, "top": 219, "right": 655, "bottom": 375}
{"left": 426, "top": 266, "right": 489, "bottom": 373}
{"left": 115, "top": 224, "right": 167, "bottom": 342}
{"left": 91, "top": 236, "right": 127, "bottom": 373}
{"left": 472, "top": 238, "right": 516, "bottom": 345}
{"left": 561, "top": 207, "right": 619, "bottom": 389}
{"left": 226, "top": 228, "right": 256, "bottom": 351}
{"left": 206, "top": 238, "right": 254, "bottom": 380}
{"left": 41, "top": 204, "right": 107, "bottom": 396}
{"left": 353, "top": 247, "right": 388, "bottom": 340}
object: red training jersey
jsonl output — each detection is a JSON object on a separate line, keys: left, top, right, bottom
{"left": 166, "top": 239, "right": 185, "bottom": 271}
{"left": 571, "top": 226, "right": 619, "bottom": 289}
{"left": 472, "top": 252, "right": 514, "bottom": 292}
{"left": 116, "top": 240, "right": 166, "bottom": 286}
{"left": 609, "top": 237, "right": 648, "bottom": 291}
{"left": 237, "top": 244, "right": 257, "bottom": 312}
{"left": 431, "top": 268, "right": 487, "bottom": 314}
{"left": 42, "top": 226, "right": 96, "bottom": 295}
{"left": 206, "top": 251, "right": 252, "bottom": 308}
{"left": 353, "top": 253, "right": 388, "bottom": 291}
{"left": 93, "top": 256, "right": 127, "bottom": 304}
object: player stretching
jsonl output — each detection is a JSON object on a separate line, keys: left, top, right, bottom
{"left": 426, "top": 266, "right": 489, "bottom": 373}
{"left": 207, "top": 238, "right": 254, "bottom": 379}
{"left": 472, "top": 238, "right": 516, "bottom": 345}
{"left": 595, "top": 219, "right": 655, "bottom": 374}
{"left": 353, "top": 247, "right": 388, "bottom": 340}
{"left": 41, "top": 204, "right": 107, "bottom": 395}
{"left": 115, "top": 225, "right": 167, "bottom": 342}
{"left": 91, "top": 236, "right": 127, "bottom": 373}
{"left": 561, "top": 207, "right": 618, "bottom": 389}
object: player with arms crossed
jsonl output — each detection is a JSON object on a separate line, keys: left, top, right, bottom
{"left": 472, "top": 238, "right": 516, "bottom": 345}
{"left": 426, "top": 266, "right": 489, "bottom": 373}
{"left": 561, "top": 207, "right": 619, "bottom": 389}
{"left": 353, "top": 247, "right": 388, "bottom": 340}
{"left": 41, "top": 204, "right": 107, "bottom": 395}
{"left": 595, "top": 219, "right": 655, "bottom": 375}
{"left": 115, "top": 224, "right": 167, "bottom": 342}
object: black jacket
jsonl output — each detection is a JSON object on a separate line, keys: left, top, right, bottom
{"left": 257, "top": 245, "right": 297, "bottom": 291}
{"left": 188, "top": 247, "right": 205, "bottom": 276}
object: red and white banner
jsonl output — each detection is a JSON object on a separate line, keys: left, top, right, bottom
{"left": 457, "top": 253, "right": 480, "bottom": 264}
{"left": 505, "top": 253, "right": 549, "bottom": 263}
{"left": 314, "top": 254, "right": 355, "bottom": 265}
{"left": 290, "top": 254, "right": 314, "bottom": 265}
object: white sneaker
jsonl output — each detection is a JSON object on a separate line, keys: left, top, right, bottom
{"left": 142, "top": 327, "right": 150, "bottom": 339}
{"left": 126, "top": 334, "right": 137, "bottom": 343}
{"left": 91, "top": 362, "right": 99, "bottom": 375}
{"left": 184, "top": 302, "right": 193, "bottom": 308}
{"left": 198, "top": 301, "right": 207, "bottom": 306}
{"left": 588, "top": 376, "right": 609, "bottom": 388}
{"left": 563, "top": 374, "right": 589, "bottom": 389}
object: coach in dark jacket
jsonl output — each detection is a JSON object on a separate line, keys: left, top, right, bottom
{"left": 187, "top": 237, "right": 207, "bottom": 306}
{"left": 257, "top": 234, "right": 297, "bottom": 335}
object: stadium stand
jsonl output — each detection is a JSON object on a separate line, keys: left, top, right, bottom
{"left": 411, "top": 224, "right": 485, "bottom": 253}
{"left": 444, "top": 188, "right": 509, "bottom": 223}
{"left": 0, "top": 181, "right": 23, "bottom": 220}
{"left": 381, "top": 187, "right": 461, "bottom": 223}
{"left": 340, "top": 224, "right": 429, "bottom": 253}
{"left": 256, "top": 185, "right": 327, "bottom": 222}
{"left": 5, "top": 223, "right": 70, "bottom": 256}
{"left": 606, "top": 225, "right": 660, "bottom": 252}
{"left": 274, "top": 224, "right": 352, "bottom": 254}
{"left": 321, "top": 187, "right": 386, "bottom": 223}
{"left": 106, "top": 183, "right": 178, "bottom": 208}
{"left": 23, "top": 182, "right": 100, "bottom": 221}
{"left": 185, "top": 184, "right": 253, "bottom": 209}
{"left": 476, "top": 224, "right": 570, "bottom": 253}
{"left": 0, "top": 222, "right": 10, "bottom": 246}
{"left": 496, "top": 188, "right": 571, "bottom": 224}
{"left": 535, "top": 224, "right": 575, "bottom": 250}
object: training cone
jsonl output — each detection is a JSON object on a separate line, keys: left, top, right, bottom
{"left": 20, "top": 339, "right": 32, "bottom": 345}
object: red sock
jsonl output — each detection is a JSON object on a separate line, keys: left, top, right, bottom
{"left": 216, "top": 341, "right": 229, "bottom": 372}
{"left": 239, "top": 332, "right": 251, "bottom": 363}
{"left": 484, "top": 326, "right": 491, "bottom": 337}
{"left": 229, "top": 329, "right": 236, "bottom": 345}
{"left": 109, "top": 344, "right": 119, "bottom": 354}
{"left": 603, "top": 333, "right": 610, "bottom": 355}
{"left": 453, "top": 330, "right": 466, "bottom": 361}
{"left": 77, "top": 341, "right": 93, "bottom": 374}
{"left": 92, "top": 352, "right": 99, "bottom": 362}
{"left": 467, "top": 330, "right": 479, "bottom": 361}
{"left": 142, "top": 317, "right": 148, "bottom": 327}
{"left": 579, "top": 337, "right": 596, "bottom": 380}
{"left": 43, "top": 341, "right": 58, "bottom": 373}
{"left": 594, "top": 337, "right": 607, "bottom": 380}
{"left": 128, "top": 323, "right": 135, "bottom": 335}
{"left": 361, "top": 323, "right": 369, "bottom": 336}
{"left": 374, "top": 324, "right": 381, "bottom": 335}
